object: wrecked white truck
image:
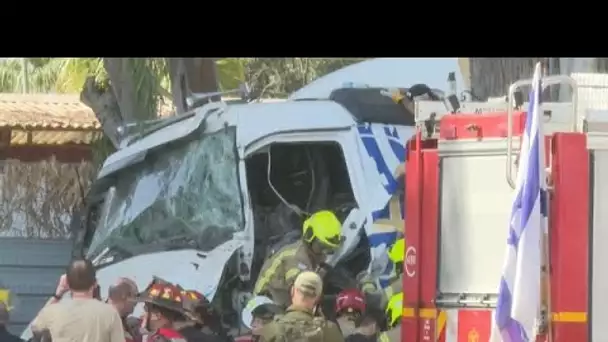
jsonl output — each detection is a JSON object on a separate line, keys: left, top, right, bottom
{"left": 23, "top": 59, "right": 452, "bottom": 338}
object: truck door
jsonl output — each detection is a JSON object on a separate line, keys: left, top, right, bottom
{"left": 242, "top": 129, "right": 367, "bottom": 284}
{"left": 437, "top": 126, "right": 513, "bottom": 342}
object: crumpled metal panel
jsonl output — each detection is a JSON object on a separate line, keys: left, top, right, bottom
{"left": 0, "top": 238, "right": 72, "bottom": 335}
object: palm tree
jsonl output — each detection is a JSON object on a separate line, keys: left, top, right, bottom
{"left": 0, "top": 58, "right": 110, "bottom": 94}
{"left": 0, "top": 58, "right": 63, "bottom": 93}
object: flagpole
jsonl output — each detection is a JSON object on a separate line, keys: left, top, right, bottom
{"left": 493, "top": 61, "right": 546, "bottom": 342}
{"left": 540, "top": 61, "right": 553, "bottom": 342}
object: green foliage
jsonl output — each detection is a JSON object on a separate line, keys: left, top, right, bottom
{"left": 217, "top": 58, "right": 250, "bottom": 91}
{"left": 0, "top": 59, "right": 62, "bottom": 93}
{"left": 0, "top": 58, "right": 107, "bottom": 93}
{"left": 55, "top": 58, "right": 107, "bottom": 93}
{"left": 127, "top": 58, "right": 169, "bottom": 121}
{"left": 0, "top": 58, "right": 368, "bottom": 99}
{"left": 217, "top": 58, "right": 368, "bottom": 98}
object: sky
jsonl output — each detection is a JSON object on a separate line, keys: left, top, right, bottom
{"left": 290, "top": 58, "right": 466, "bottom": 100}
{"left": 396, "top": 58, "right": 464, "bottom": 90}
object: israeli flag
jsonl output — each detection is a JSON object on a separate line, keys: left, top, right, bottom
{"left": 491, "top": 62, "right": 547, "bottom": 342}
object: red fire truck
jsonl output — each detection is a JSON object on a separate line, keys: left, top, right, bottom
{"left": 401, "top": 75, "right": 602, "bottom": 342}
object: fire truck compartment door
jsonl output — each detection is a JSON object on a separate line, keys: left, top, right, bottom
{"left": 591, "top": 145, "right": 608, "bottom": 341}
{"left": 437, "top": 139, "right": 513, "bottom": 303}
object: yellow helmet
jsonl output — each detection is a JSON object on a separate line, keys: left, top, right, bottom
{"left": 302, "top": 210, "right": 343, "bottom": 249}
{"left": 386, "top": 292, "right": 403, "bottom": 327}
{"left": 388, "top": 238, "right": 406, "bottom": 264}
{"left": 0, "top": 287, "right": 17, "bottom": 311}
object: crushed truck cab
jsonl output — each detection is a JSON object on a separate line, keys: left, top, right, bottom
{"left": 402, "top": 74, "right": 608, "bottom": 342}
{"left": 84, "top": 96, "right": 414, "bottom": 321}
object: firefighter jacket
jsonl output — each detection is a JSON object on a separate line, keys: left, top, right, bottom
{"left": 258, "top": 306, "right": 344, "bottom": 342}
{"left": 253, "top": 241, "right": 319, "bottom": 308}
{"left": 383, "top": 274, "right": 402, "bottom": 305}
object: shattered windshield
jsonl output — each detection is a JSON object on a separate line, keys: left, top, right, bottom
{"left": 86, "top": 127, "right": 244, "bottom": 262}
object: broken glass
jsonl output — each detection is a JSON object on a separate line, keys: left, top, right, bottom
{"left": 87, "top": 127, "right": 244, "bottom": 261}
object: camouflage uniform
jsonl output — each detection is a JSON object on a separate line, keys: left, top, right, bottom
{"left": 254, "top": 241, "right": 319, "bottom": 308}
{"left": 258, "top": 306, "right": 344, "bottom": 342}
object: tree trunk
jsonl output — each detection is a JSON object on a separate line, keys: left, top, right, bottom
{"left": 82, "top": 58, "right": 221, "bottom": 148}
{"left": 184, "top": 58, "right": 220, "bottom": 95}
{"left": 80, "top": 58, "right": 142, "bottom": 149}
{"left": 167, "top": 58, "right": 188, "bottom": 114}
{"left": 469, "top": 58, "right": 564, "bottom": 101}
{"left": 80, "top": 77, "right": 122, "bottom": 148}
{"left": 167, "top": 58, "right": 221, "bottom": 114}
{"left": 102, "top": 58, "right": 142, "bottom": 123}
{"left": 469, "top": 58, "right": 544, "bottom": 100}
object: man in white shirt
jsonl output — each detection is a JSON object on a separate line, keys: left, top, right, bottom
{"left": 31, "top": 259, "right": 125, "bottom": 342}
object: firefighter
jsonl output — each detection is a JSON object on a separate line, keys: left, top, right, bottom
{"left": 360, "top": 238, "right": 405, "bottom": 310}
{"left": 334, "top": 289, "right": 366, "bottom": 337}
{"left": 237, "top": 296, "right": 281, "bottom": 342}
{"left": 137, "top": 281, "right": 187, "bottom": 342}
{"left": 384, "top": 238, "right": 404, "bottom": 300}
{"left": 379, "top": 292, "right": 403, "bottom": 342}
{"left": 258, "top": 271, "right": 344, "bottom": 342}
{"left": 179, "top": 289, "right": 228, "bottom": 342}
{"left": 253, "top": 210, "right": 344, "bottom": 308}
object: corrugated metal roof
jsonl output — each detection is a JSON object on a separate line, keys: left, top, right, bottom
{"left": 0, "top": 238, "right": 72, "bottom": 335}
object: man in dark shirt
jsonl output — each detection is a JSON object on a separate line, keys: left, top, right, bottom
{"left": 0, "top": 302, "right": 24, "bottom": 342}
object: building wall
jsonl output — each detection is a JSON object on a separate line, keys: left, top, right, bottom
{"left": 0, "top": 238, "right": 73, "bottom": 335}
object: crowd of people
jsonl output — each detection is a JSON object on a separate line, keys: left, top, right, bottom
{"left": 0, "top": 210, "right": 405, "bottom": 342}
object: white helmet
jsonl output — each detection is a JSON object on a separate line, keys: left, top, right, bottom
{"left": 241, "top": 295, "right": 278, "bottom": 329}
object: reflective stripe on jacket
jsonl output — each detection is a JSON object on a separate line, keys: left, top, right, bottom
{"left": 253, "top": 241, "right": 317, "bottom": 308}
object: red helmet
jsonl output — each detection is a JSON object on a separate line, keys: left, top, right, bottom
{"left": 335, "top": 289, "right": 366, "bottom": 315}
